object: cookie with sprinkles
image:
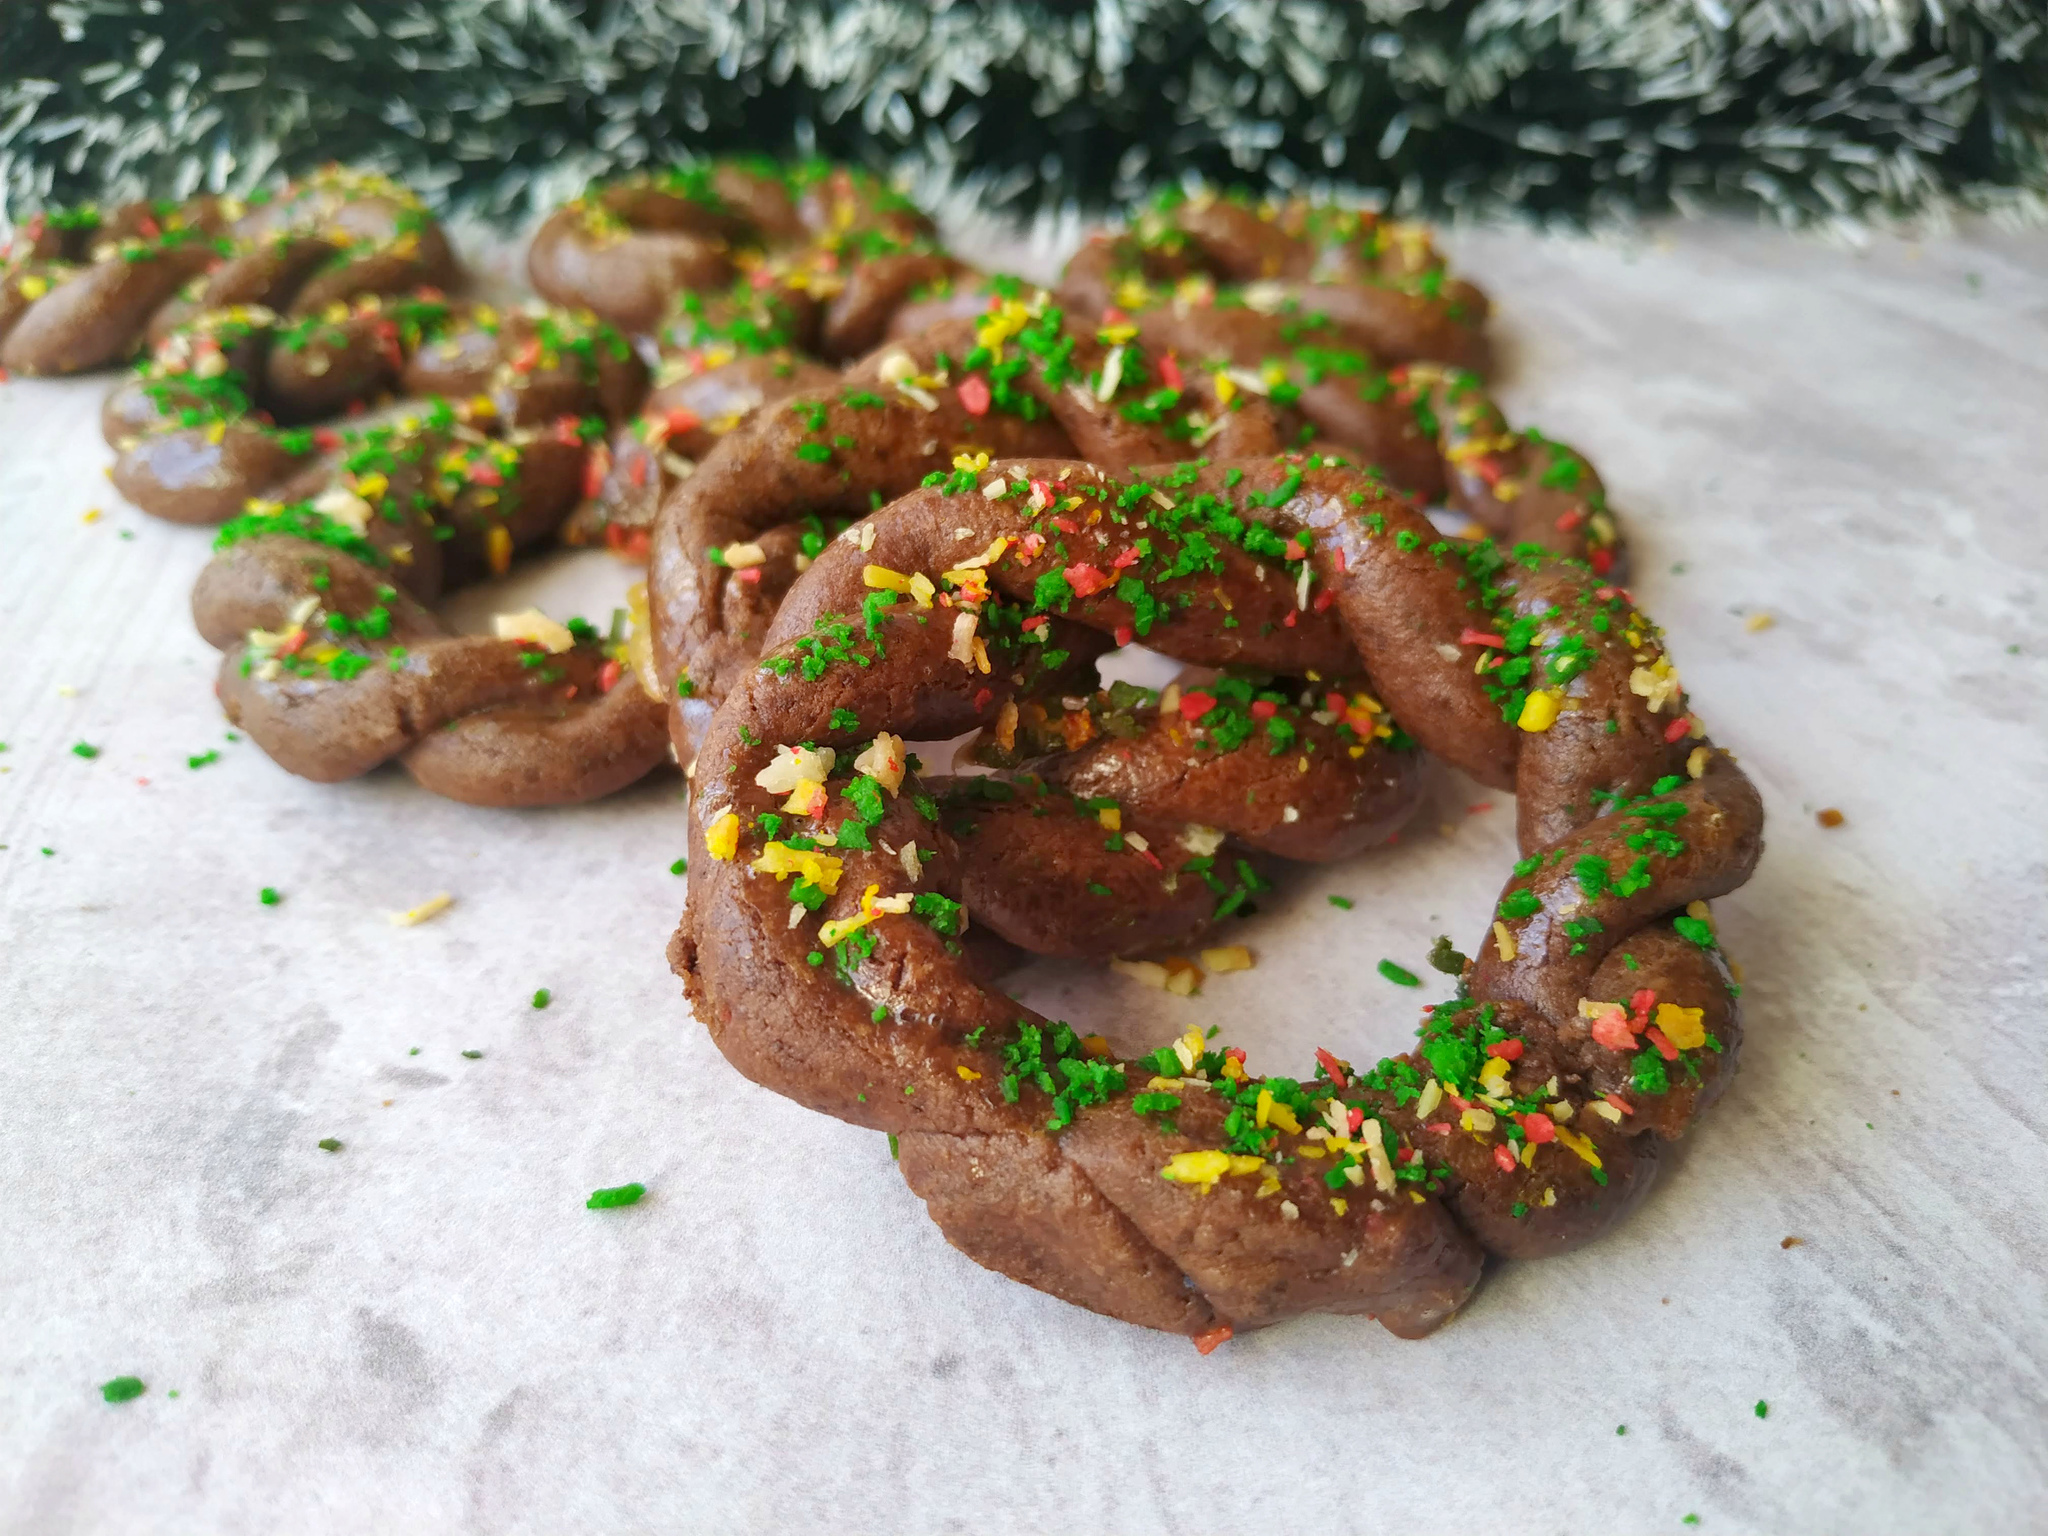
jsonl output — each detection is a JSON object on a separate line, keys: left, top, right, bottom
{"left": 670, "top": 453, "right": 1760, "bottom": 1345}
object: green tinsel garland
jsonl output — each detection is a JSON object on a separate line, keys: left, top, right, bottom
{"left": 4, "top": 1, "right": 2044, "bottom": 228}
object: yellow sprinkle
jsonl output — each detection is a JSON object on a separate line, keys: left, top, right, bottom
{"left": 1745, "top": 612, "right": 1775, "bottom": 632}
{"left": 1159, "top": 1150, "right": 1265, "bottom": 1193}
{"left": 863, "top": 565, "right": 914, "bottom": 594}
{"left": 1492, "top": 920, "right": 1517, "bottom": 961}
{"left": 1212, "top": 371, "right": 1237, "bottom": 405}
{"left": 1255, "top": 1088, "right": 1274, "bottom": 1128}
{"left": 390, "top": 893, "right": 453, "bottom": 927}
{"left": 16, "top": 274, "right": 49, "bottom": 299}
{"left": 1201, "top": 945, "right": 1253, "bottom": 973}
{"left": 1330, "top": 1198, "right": 1348, "bottom": 1216}
{"left": 1554, "top": 1126, "right": 1604, "bottom": 1170}
{"left": 81, "top": 508, "right": 102, "bottom": 524}
{"left": 955, "top": 1065, "right": 982, "bottom": 1081}
{"left": 1517, "top": 689, "right": 1562, "bottom": 732}
{"left": 486, "top": 525, "right": 512, "bottom": 576}
{"left": 705, "top": 811, "right": 740, "bottom": 862}
{"left": 907, "top": 572, "right": 936, "bottom": 609}
{"left": 1687, "top": 745, "right": 1710, "bottom": 779}
{"left": 1096, "top": 806, "right": 1121, "bottom": 831}
{"left": 951, "top": 450, "right": 991, "bottom": 474}
{"left": 751, "top": 841, "right": 844, "bottom": 895}
{"left": 1656, "top": 1003, "right": 1708, "bottom": 1050}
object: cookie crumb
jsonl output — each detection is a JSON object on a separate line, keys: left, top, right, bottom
{"left": 1816, "top": 808, "right": 1844, "bottom": 828}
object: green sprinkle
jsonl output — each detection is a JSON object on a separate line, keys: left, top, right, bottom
{"left": 871, "top": 1005, "right": 888, "bottom": 1022}
{"left": 1377, "top": 959, "right": 1421, "bottom": 987}
{"left": 531, "top": 988, "right": 551, "bottom": 1009}
{"left": 187, "top": 750, "right": 220, "bottom": 769}
{"left": 259, "top": 887, "right": 280, "bottom": 906}
{"left": 318, "top": 1138, "right": 342, "bottom": 1152}
{"left": 100, "top": 1376, "right": 145, "bottom": 1404}
{"left": 71, "top": 742, "right": 99, "bottom": 760}
{"left": 1683, "top": 1518, "right": 1699, "bottom": 1527}
{"left": 586, "top": 1183, "right": 646, "bottom": 1209}
{"left": 887, "top": 1133, "right": 900, "bottom": 1160}
{"left": 1328, "top": 895, "right": 1355, "bottom": 909}
{"left": 1616, "top": 1424, "right": 1627, "bottom": 1436}
{"left": 41, "top": 847, "right": 55, "bottom": 857}
{"left": 1755, "top": 1399, "right": 1769, "bottom": 1419}
{"left": 670, "top": 857, "right": 688, "bottom": 875}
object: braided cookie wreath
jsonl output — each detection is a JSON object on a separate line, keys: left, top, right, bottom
{"left": 647, "top": 276, "right": 1612, "bottom": 764}
{"left": 551, "top": 160, "right": 967, "bottom": 557}
{"left": 186, "top": 398, "right": 671, "bottom": 807}
{"left": 1058, "top": 191, "right": 1621, "bottom": 575}
{"left": 1, "top": 166, "right": 452, "bottom": 378}
{"left": 671, "top": 453, "right": 1761, "bottom": 1344}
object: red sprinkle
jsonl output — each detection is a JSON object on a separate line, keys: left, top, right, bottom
{"left": 598, "top": 659, "right": 621, "bottom": 693}
{"left": 1555, "top": 508, "right": 1585, "bottom": 532}
{"left": 312, "top": 428, "right": 341, "bottom": 450}
{"left": 1663, "top": 715, "right": 1692, "bottom": 743}
{"left": 582, "top": 449, "right": 609, "bottom": 500}
{"left": 736, "top": 567, "right": 762, "bottom": 585}
{"left": 1629, "top": 988, "right": 1658, "bottom": 1031}
{"left": 1113, "top": 625, "right": 1134, "bottom": 646}
{"left": 1159, "top": 353, "right": 1184, "bottom": 392}
{"left": 1589, "top": 547, "right": 1615, "bottom": 575}
{"left": 957, "top": 376, "right": 991, "bottom": 416}
{"left": 1284, "top": 538, "right": 1307, "bottom": 561}
{"left": 972, "top": 688, "right": 993, "bottom": 710}
{"left": 1645, "top": 1026, "right": 1680, "bottom": 1061}
{"left": 1590, "top": 1008, "right": 1635, "bottom": 1052}
{"left": 1605, "top": 1093, "right": 1635, "bottom": 1116}
{"left": 1281, "top": 611, "right": 1297, "bottom": 627}
{"left": 1493, "top": 1144, "right": 1518, "bottom": 1173}
{"left": 1178, "top": 690, "right": 1216, "bottom": 721}
{"left": 1064, "top": 562, "right": 1111, "bottom": 598}
{"left": 1192, "top": 1325, "right": 1233, "bottom": 1356}
{"left": 1485, "top": 1039, "right": 1524, "bottom": 1060}
{"left": 1518, "top": 1111, "right": 1557, "bottom": 1144}
{"left": 1460, "top": 628, "right": 1505, "bottom": 648}
{"left": 1249, "top": 700, "right": 1278, "bottom": 721}
{"left": 665, "top": 406, "right": 701, "bottom": 437}
{"left": 1021, "top": 615, "right": 1049, "bottom": 632}
{"left": 1312, "top": 588, "right": 1336, "bottom": 613}
{"left": 1314, "top": 1047, "right": 1349, "bottom": 1088}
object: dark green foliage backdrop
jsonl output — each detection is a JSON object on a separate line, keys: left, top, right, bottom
{"left": 4, "top": 1, "right": 2044, "bottom": 226}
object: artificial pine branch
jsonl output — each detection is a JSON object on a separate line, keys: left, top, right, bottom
{"left": 4, "top": 1, "right": 2043, "bottom": 228}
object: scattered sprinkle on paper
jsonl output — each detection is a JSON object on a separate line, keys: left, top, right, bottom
{"left": 318, "top": 1138, "right": 342, "bottom": 1152}
{"left": 587, "top": 1183, "right": 646, "bottom": 1209}
{"left": 531, "top": 988, "right": 551, "bottom": 1009}
{"left": 259, "top": 887, "right": 281, "bottom": 906}
{"left": 1816, "top": 808, "right": 1844, "bottom": 828}
{"left": 390, "top": 893, "right": 453, "bottom": 926}
{"left": 100, "top": 1376, "right": 145, "bottom": 1404}
{"left": 1744, "top": 612, "right": 1775, "bottom": 632}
